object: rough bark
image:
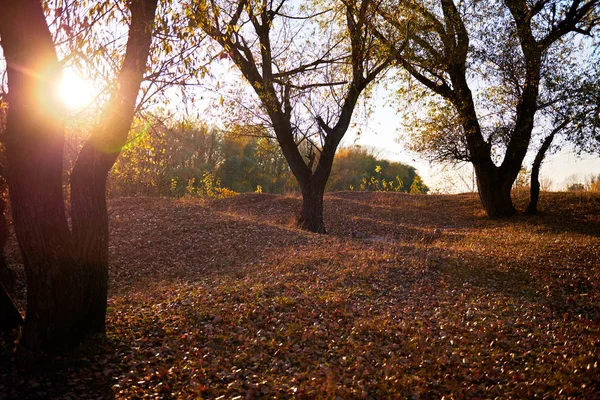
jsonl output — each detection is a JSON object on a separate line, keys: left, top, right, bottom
{"left": 298, "top": 181, "right": 327, "bottom": 234}
{"left": 0, "top": 0, "right": 85, "bottom": 351}
{"left": 475, "top": 163, "right": 516, "bottom": 218}
{"left": 70, "top": 164, "right": 110, "bottom": 335}
{"left": 70, "top": 0, "right": 158, "bottom": 335}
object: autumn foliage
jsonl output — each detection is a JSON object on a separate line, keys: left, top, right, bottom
{"left": 106, "top": 122, "right": 428, "bottom": 197}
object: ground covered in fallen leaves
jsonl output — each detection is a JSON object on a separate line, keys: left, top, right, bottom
{"left": 1, "top": 191, "right": 599, "bottom": 399}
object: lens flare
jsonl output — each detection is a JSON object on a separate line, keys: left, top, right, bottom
{"left": 59, "top": 69, "right": 96, "bottom": 110}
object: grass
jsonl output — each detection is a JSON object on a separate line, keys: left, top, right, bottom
{"left": 1, "top": 191, "right": 599, "bottom": 399}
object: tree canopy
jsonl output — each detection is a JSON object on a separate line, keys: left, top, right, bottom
{"left": 373, "top": 0, "right": 600, "bottom": 216}
{"left": 186, "top": 0, "right": 396, "bottom": 232}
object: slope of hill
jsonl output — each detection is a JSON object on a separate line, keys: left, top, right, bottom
{"left": 1, "top": 191, "right": 599, "bottom": 398}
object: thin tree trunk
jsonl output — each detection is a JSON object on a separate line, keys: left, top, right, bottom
{"left": 526, "top": 126, "right": 562, "bottom": 214}
{"left": 0, "top": 0, "right": 85, "bottom": 352}
{"left": 70, "top": 0, "right": 158, "bottom": 336}
{"left": 527, "top": 167, "right": 542, "bottom": 215}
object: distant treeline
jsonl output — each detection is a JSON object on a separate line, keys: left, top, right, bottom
{"left": 107, "top": 121, "right": 428, "bottom": 197}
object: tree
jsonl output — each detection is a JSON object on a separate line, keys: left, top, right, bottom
{"left": 108, "top": 120, "right": 294, "bottom": 196}
{"left": 0, "top": 0, "right": 158, "bottom": 352}
{"left": 0, "top": 68, "right": 21, "bottom": 333}
{"left": 590, "top": 174, "right": 600, "bottom": 191}
{"left": 374, "top": 0, "right": 599, "bottom": 218}
{"left": 0, "top": 149, "right": 22, "bottom": 333}
{"left": 410, "top": 174, "right": 429, "bottom": 194}
{"left": 567, "top": 182, "right": 587, "bottom": 191}
{"left": 526, "top": 70, "right": 600, "bottom": 212}
{"left": 216, "top": 132, "right": 293, "bottom": 193}
{"left": 114, "top": 120, "right": 227, "bottom": 197}
{"left": 70, "top": 0, "right": 159, "bottom": 336}
{"left": 192, "top": 0, "right": 395, "bottom": 232}
{"left": 0, "top": 0, "right": 83, "bottom": 351}
{"left": 0, "top": 96, "right": 12, "bottom": 285}
{"left": 327, "top": 146, "right": 424, "bottom": 192}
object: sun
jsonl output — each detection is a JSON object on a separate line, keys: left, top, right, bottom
{"left": 59, "top": 69, "right": 97, "bottom": 110}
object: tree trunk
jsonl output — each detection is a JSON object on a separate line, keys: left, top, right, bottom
{"left": 0, "top": 174, "right": 14, "bottom": 293}
{"left": 298, "top": 181, "right": 326, "bottom": 234}
{"left": 527, "top": 128, "right": 560, "bottom": 214}
{"left": 7, "top": 127, "right": 85, "bottom": 354}
{"left": 526, "top": 170, "right": 541, "bottom": 214}
{"left": 0, "top": 0, "right": 86, "bottom": 352}
{"left": 475, "top": 163, "right": 516, "bottom": 218}
{"left": 70, "top": 0, "right": 158, "bottom": 335}
{"left": 70, "top": 157, "right": 110, "bottom": 335}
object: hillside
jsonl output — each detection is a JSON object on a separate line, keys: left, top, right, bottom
{"left": 1, "top": 191, "right": 600, "bottom": 398}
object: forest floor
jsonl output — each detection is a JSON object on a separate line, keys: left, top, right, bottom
{"left": 1, "top": 191, "right": 599, "bottom": 399}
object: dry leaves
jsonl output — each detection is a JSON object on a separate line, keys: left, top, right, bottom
{"left": 1, "top": 191, "right": 599, "bottom": 398}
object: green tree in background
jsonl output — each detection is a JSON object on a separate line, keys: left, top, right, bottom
{"left": 109, "top": 128, "right": 429, "bottom": 197}
{"left": 217, "top": 134, "right": 294, "bottom": 194}
{"left": 110, "top": 120, "right": 223, "bottom": 197}
{"left": 110, "top": 121, "right": 297, "bottom": 196}
{"left": 327, "top": 146, "right": 427, "bottom": 193}
{"left": 410, "top": 175, "right": 429, "bottom": 194}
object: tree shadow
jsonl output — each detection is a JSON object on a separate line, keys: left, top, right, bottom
{"left": 206, "top": 192, "right": 599, "bottom": 324}
{"left": 424, "top": 246, "right": 600, "bottom": 322}
{"left": 3, "top": 192, "right": 598, "bottom": 397}
{"left": 0, "top": 334, "right": 119, "bottom": 399}
{"left": 325, "top": 191, "right": 485, "bottom": 229}
{"left": 513, "top": 192, "right": 600, "bottom": 237}
{"left": 106, "top": 197, "right": 322, "bottom": 297}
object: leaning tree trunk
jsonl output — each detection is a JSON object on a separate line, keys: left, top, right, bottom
{"left": 0, "top": 0, "right": 85, "bottom": 352}
{"left": 298, "top": 180, "right": 327, "bottom": 234}
{"left": 70, "top": 0, "right": 158, "bottom": 336}
{"left": 527, "top": 127, "right": 561, "bottom": 214}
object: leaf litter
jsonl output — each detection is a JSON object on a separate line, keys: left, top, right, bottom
{"left": 1, "top": 191, "right": 599, "bottom": 398}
